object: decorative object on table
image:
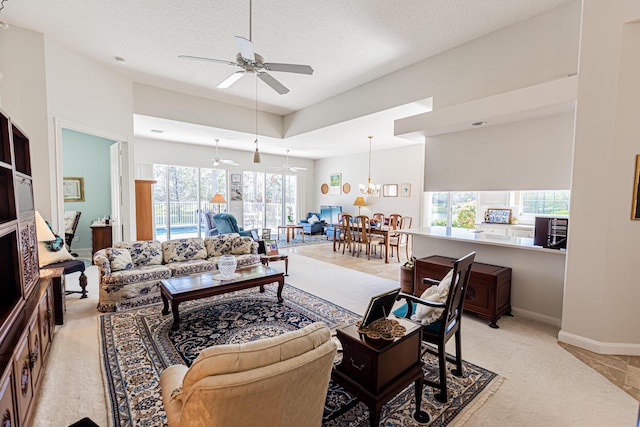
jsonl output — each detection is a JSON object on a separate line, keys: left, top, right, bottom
{"left": 400, "top": 257, "right": 415, "bottom": 294}
{"left": 355, "top": 317, "right": 406, "bottom": 341}
{"left": 353, "top": 196, "right": 366, "bottom": 216}
{"left": 63, "top": 176, "right": 85, "bottom": 202}
{"left": 400, "top": 183, "right": 411, "bottom": 197}
{"left": 382, "top": 184, "right": 398, "bottom": 197}
{"left": 217, "top": 254, "right": 237, "bottom": 278}
{"left": 264, "top": 239, "right": 279, "bottom": 255}
{"left": 321, "top": 183, "right": 329, "bottom": 194}
{"left": 261, "top": 228, "right": 271, "bottom": 240}
{"left": 209, "top": 193, "right": 226, "bottom": 213}
{"left": 359, "top": 287, "right": 401, "bottom": 329}
{"left": 485, "top": 208, "right": 512, "bottom": 224}
{"left": 329, "top": 173, "right": 341, "bottom": 195}
{"left": 359, "top": 136, "right": 380, "bottom": 195}
{"left": 632, "top": 154, "right": 640, "bottom": 220}
{"left": 342, "top": 182, "right": 351, "bottom": 194}
{"left": 100, "top": 285, "right": 502, "bottom": 427}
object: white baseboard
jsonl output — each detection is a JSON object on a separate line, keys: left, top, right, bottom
{"left": 511, "top": 307, "right": 561, "bottom": 327}
{"left": 558, "top": 330, "right": 640, "bottom": 356}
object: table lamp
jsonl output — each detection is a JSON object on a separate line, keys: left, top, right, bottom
{"left": 353, "top": 196, "right": 366, "bottom": 216}
{"left": 34, "top": 210, "right": 56, "bottom": 241}
{"left": 210, "top": 193, "right": 227, "bottom": 213}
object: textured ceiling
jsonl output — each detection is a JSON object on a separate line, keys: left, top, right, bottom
{"left": 1, "top": 0, "right": 573, "bottom": 157}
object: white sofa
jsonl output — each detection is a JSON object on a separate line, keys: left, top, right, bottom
{"left": 93, "top": 233, "right": 260, "bottom": 312}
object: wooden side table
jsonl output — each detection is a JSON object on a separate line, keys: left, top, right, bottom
{"left": 260, "top": 254, "right": 289, "bottom": 276}
{"left": 40, "top": 267, "right": 65, "bottom": 325}
{"left": 332, "top": 317, "right": 429, "bottom": 426}
{"left": 91, "top": 224, "right": 112, "bottom": 255}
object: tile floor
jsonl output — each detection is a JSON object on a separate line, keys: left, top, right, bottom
{"left": 284, "top": 238, "right": 640, "bottom": 403}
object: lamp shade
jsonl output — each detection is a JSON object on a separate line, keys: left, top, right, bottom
{"left": 210, "top": 193, "right": 227, "bottom": 204}
{"left": 35, "top": 211, "right": 56, "bottom": 241}
{"left": 353, "top": 197, "right": 367, "bottom": 207}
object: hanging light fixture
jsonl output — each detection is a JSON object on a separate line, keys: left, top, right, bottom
{"left": 253, "top": 70, "right": 261, "bottom": 163}
{"left": 359, "top": 136, "right": 379, "bottom": 195}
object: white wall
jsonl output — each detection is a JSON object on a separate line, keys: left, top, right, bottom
{"left": 423, "top": 112, "right": 575, "bottom": 191}
{"left": 559, "top": 0, "right": 640, "bottom": 354}
{"left": 314, "top": 144, "right": 424, "bottom": 221}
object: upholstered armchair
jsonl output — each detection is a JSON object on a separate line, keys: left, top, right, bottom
{"left": 213, "top": 213, "right": 258, "bottom": 240}
{"left": 160, "top": 322, "right": 337, "bottom": 427}
{"left": 298, "top": 212, "right": 325, "bottom": 234}
{"left": 202, "top": 210, "right": 218, "bottom": 236}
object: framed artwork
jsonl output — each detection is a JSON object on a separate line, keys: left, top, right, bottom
{"left": 485, "top": 208, "right": 512, "bottom": 224}
{"left": 231, "top": 174, "right": 242, "bottom": 184}
{"left": 632, "top": 154, "right": 640, "bottom": 220}
{"left": 343, "top": 183, "right": 351, "bottom": 194}
{"left": 372, "top": 185, "right": 381, "bottom": 198}
{"left": 63, "top": 177, "right": 85, "bottom": 202}
{"left": 230, "top": 183, "right": 242, "bottom": 201}
{"left": 382, "top": 184, "right": 398, "bottom": 197}
{"left": 400, "top": 183, "right": 411, "bottom": 198}
{"left": 264, "top": 239, "right": 279, "bottom": 255}
{"left": 329, "top": 173, "right": 341, "bottom": 195}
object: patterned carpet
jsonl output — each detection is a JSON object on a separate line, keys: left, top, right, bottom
{"left": 99, "top": 285, "right": 502, "bottom": 427}
{"left": 275, "top": 233, "right": 332, "bottom": 249}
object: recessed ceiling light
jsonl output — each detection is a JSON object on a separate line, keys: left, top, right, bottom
{"left": 150, "top": 129, "right": 164, "bottom": 133}
{"left": 472, "top": 121, "right": 487, "bottom": 127}
{"left": 114, "top": 56, "right": 126, "bottom": 64}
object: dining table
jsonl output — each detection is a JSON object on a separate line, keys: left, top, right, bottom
{"left": 331, "top": 223, "right": 397, "bottom": 263}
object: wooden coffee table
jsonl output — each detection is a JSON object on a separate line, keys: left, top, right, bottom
{"left": 160, "top": 265, "right": 285, "bottom": 331}
{"left": 277, "top": 224, "right": 304, "bottom": 242}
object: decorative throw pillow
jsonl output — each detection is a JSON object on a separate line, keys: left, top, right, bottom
{"left": 308, "top": 214, "right": 320, "bottom": 224}
{"left": 412, "top": 269, "right": 454, "bottom": 325}
{"left": 106, "top": 248, "right": 133, "bottom": 271}
{"left": 43, "top": 220, "right": 65, "bottom": 252}
{"left": 231, "top": 237, "right": 255, "bottom": 255}
{"left": 37, "top": 241, "right": 74, "bottom": 268}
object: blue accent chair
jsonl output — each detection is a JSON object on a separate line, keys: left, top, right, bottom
{"left": 202, "top": 210, "right": 219, "bottom": 236}
{"left": 213, "top": 213, "right": 259, "bottom": 240}
{"left": 298, "top": 212, "right": 325, "bottom": 235}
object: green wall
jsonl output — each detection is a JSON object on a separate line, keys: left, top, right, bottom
{"left": 62, "top": 128, "right": 115, "bottom": 253}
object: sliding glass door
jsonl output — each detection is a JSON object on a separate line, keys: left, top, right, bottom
{"left": 243, "top": 171, "right": 296, "bottom": 234}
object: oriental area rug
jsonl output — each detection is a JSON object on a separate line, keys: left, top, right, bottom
{"left": 99, "top": 285, "right": 503, "bottom": 427}
{"left": 276, "top": 233, "right": 332, "bottom": 249}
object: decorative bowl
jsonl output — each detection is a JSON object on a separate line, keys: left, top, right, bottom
{"left": 218, "top": 255, "right": 237, "bottom": 278}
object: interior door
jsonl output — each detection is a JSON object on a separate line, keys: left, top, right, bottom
{"left": 110, "top": 143, "right": 123, "bottom": 243}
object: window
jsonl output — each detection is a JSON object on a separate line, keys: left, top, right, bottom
{"left": 521, "top": 190, "right": 570, "bottom": 216}
{"left": 243, "top": 171, "right": 297, "bottom": 234}
{"left": 428, "top": 191, "right": 477, "bottom": 229}
{"left": 153, "top": 165, "right": 227, "bottom": 241}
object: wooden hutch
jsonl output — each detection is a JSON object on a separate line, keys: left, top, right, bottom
{"left": 0, "top": 109, "right": 56, "bottom": 427}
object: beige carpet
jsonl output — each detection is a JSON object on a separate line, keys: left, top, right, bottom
{"left": 33, "top": 252, "right": 639, "bottom": 426}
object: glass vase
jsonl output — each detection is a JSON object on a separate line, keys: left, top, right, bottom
{"left": 218, "top": 254, "right": 237, "bottom": 278}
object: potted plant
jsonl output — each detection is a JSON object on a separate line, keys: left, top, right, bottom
{"left": 400, "top": 256, "right": 415, "bottom": 294}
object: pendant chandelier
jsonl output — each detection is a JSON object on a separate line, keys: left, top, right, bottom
{"left": 359, "top": 136, "right": 380, "bottom": 195}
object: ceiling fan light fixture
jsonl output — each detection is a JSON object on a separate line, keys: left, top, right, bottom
{"left": 253, "top": 139, "right": 261, "bottom": 163}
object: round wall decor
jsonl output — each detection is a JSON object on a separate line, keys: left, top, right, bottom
{"left": 321, "top": 183, "right": 329, "bottom": 194}
{"left": 343, "top": 183, "right": 351, "bottom": 194}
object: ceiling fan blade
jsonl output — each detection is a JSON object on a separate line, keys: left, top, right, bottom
{"left": 290, "top": 166, "right": 307, "bottom": 171}
{"left": 212, "top": 158, "right": 221, "bottom": 166}
{"left": 179, "top": 55, "right": 238, "bottom": 66}
{"left": 235, "top": 36, "right": 255, "bottom": 62}
{"left": 221, "top": 160, "right": 239, "bottom": 166}
{"left": 217, "top": 71, "right": 247, "bottom": 89}
{"left": 264, "top": 63, "right": 314, "bottom": 75}
{"left": 258, "top": 72, "right": 289, "bottom": 95}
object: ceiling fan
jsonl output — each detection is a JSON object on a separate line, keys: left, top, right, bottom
{"left": 178, "top": 0, "right": 313, "bottom": 95}
{"left": 272, "top": 150, "right": 307, "bottom": 172}
{"left": 212, "top": 139, "right": 239, "bottom": 167}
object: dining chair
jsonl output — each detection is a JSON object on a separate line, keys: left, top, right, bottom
{"left": 338, "top": 214, "right": 354, "bottom": 254}
{"left": 372, "top": 212, "right": 385, "bottom": 227}
{"left": 390, "top": 216, "right": 413, "bottom": 261}
{"left": 353, "top": 215, "right": 374, "bottom": 259}
{"left": 387, "top": 214, "right": 402, "bottom": 230}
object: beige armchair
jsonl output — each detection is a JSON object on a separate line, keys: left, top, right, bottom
{"left": 160, "top": 322, "right": 337, "bottom": 427}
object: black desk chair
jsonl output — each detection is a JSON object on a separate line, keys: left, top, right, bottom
{"left": 64, "top": 210, "right": 82, "bottom": 257}
{"left": 44, "top": 259, "right": 88, "bottom": 298}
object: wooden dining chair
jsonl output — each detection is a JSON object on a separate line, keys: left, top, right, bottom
{"left": 388, "top": 214, "right": 402, "bottom": 230}
{"left": 353, "top": 215, "right": 374, "bottom": 259}
{"left": 372, "top": 212, "right": 385, "bottom": 227}
{"left": 390, "top": 216, "right": 413, "bottom": 261}
{"left": 338, "top": 214, "right": 354, "bottom": 254}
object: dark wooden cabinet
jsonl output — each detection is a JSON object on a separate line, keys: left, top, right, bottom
{"left": 414, "top": 255, "right": 512, "bottom": 328}
{"left": 91, "top": 224, "right": 112, "bottom": 255}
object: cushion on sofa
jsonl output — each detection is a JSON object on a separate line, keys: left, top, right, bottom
{"left": 102, "top": 264, "right": 171, "bottom": 286}
{"left": 204, "top": 233, "right": 241, "bottom": 258}
{"left": 231, "top": 236, "right": 258, "bottom": 255}
{"left": 165, "top": 259, "right": 216, "bottom": 276}
{"left": 106, "top": 248, "right": 133, "bottom": 271}
{"left": 162, "top": 238, "right": 207, "bottom": 263}
{"left": 114, "top": 240, "right": 163, "bottom": 267}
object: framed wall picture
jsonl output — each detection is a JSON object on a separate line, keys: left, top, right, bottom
{"left": 264, "top": 239, "right": 279, "bottom": 255}
{"left": 400, "top": 183, "right": 411, "bottom": 198}
{"left": 63, "top": 177, "right": 85, "bottom": 202}
{"left": 382, "top": 184, "right": 398, "bottom": 197}
{"left": 231, "top": 174, "right": 241, "bottom": 184}
{"left": 230, "top": 183, "right": 242, "bottom": 201}
{"left": 485, "top": 208, "right": 512, "bottom": 224}
{"left": 329, "top": 173, "right": 341, "bottom": 195}
{"left": 343, "top": 182, "right": 351, "bottom": 194}
{"left": 632, "top": 154, "right": 640, "bottom": 220}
